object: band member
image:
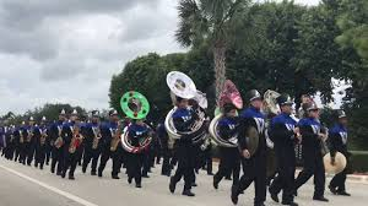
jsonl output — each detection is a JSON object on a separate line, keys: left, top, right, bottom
{"left": 268, "top": 94, "right": 299, "bottom": 206}
{"left": 328, "top": 110, "right": 351, "bottom": 196}
{"left": 213, "top": 103, "right": 241, "bottom": 190}
{"left": 34, "top": 116, "right": 49, "bottom": 170}
{"left": 15, "top": 121, "right": 27, "bottom": 164}
{"left": 201, "top": 138, "right": 213, "bottom": 176}
{"left": 294, "top": 103, "right": 329, "bottom": 202}
{"left": 61, "top": 109, "right": 83, "bottom": 180}
{"left": 125, "top": 119, "right": 152, "bottom": 188}
{"left": 98, "top": 109, "right": 121, "bottom": 179}
{"left": 25, "top": 116, "right": 36, "bottom": 166}
{"left": 169, "top": 96, "right": 197, "bottom": 197}
{"left": 232, "top": 89, "right": 267, "bottom": 206}
{"left": 50, "top": 109, "right": 67, "bottom": 175}
{"left": 4, "top": 125, "right": 16, "bottom": 160}
{"left": 82, "top": 110, "right": 102, "bottom": 176}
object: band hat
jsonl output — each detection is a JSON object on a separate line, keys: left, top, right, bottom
{"left": 109, "top": 109, "right": 118, "bottom": 116}
{"left": 337, "top": 110, "right": 347, "bottom": 119}
{"left": 91, "top": 110, "right": 100, "bottom": 117}
{"left": 41, "top": 116, "right": 47, "bottom": 121}
{"left": 60, "top": 109, "right": 66, "bottom": 115}
{"left": 276, "top": 94, "right": 294, "bottom": 106}
{"left": 70, "top": 109, "right": 78, "bottom": 116}
{"left": 306, "top": 102, "right": 319, "bottom": 111}
{"left": 249, "top": 89, "right": 262, "bottom": 102}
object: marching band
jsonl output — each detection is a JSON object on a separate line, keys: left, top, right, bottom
{"left": 0, "top": 71, "right": 352, "bottom": 206}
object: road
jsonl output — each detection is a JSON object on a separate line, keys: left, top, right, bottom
{"left": 0, "top": 159, "right": 367, "bottom": 206}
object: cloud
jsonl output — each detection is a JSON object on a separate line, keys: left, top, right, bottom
{"left": 0, "top": 0, "right": 183, "bottom": 115}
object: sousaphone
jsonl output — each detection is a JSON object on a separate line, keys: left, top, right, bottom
{"left": 165, "top": 71, "right": 207, "bottom": 145}
{"left": 120, "top": 91, "right": 152, "bottom": 153}
{"left": 209, "top": 80, "right": 244, "bottom": 148}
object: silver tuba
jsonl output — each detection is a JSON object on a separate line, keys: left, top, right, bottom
{"left": 208, "top": 80, "right": 243, "bottom": 148}
{"left": 164, "top": 71, "right": 208, "bottom": 146}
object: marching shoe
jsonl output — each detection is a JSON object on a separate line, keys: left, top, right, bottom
{"left": 313, "top": 196, "right": 329, "bottom": 202}
{"left": 112, "top": 175, "right": 120, "bottom": 179}
{"left": 213, "top": 176, "right": 219, "bottom": 189}
{"left": 182, "top": 190, "right": 195, "bottom": 197}
{"left": 337, "top": 191, "right": 351, "bottom": 196}
{"left": 69, "top": 175, "right": 75, "bottom": 180}
{"left": 231, "top": 186, "right": 239, "bottom": 205}
{"left": 282, "top": 201, "right": 299, "bottom": 206}
{"left": 82, "top": 167, "right": 87, "bottom": 174}
{"left": 169, "top": 177, "right": 176, "bottom": 194}
{"left": 91, "top": 171, "right": 97, "bottom": 176}
{"left": 136, "top": 184, "right": 142, "bottom": 188}
{"left": 192, "top": 182, "right": 197, "bottom": 187}
{"left": 128, "top": 177, "right": 132, "bottom": 184}
{"left": 329, "top": 185, "right": 337, "bottom": 195}
{"left": 270, "top": 192, "right": 279, "bottom": 203}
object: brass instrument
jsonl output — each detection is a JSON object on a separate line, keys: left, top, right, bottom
{"left": 19, "top": 129, "right": 24, "bottom": 144}
{"left": 110, "top": 122, "right": 122, "bottom": 152}
{"left": 40, "top": 127, "right": 48, "bottom": 146}
{"left": 92, "top": 126, "right": 102, "bottom": 150}
{"left": 54, "top": 125, "right": 64, "bottom": 149}
{"left": 26, "top": 128, "right": 33, "bottom": 142}
{"left": 69, "top": 124, "right": 84, "bottom": 154}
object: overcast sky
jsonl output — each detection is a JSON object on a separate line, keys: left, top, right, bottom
{"left": 0, "top": 0, "right": 320, "bottom": 115}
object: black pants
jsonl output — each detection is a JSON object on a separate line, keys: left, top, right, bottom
{"left": 126, "top": 153, "right": 144, "bottom": 185}
{"left": 330, "top": 152, "right": 348, "bottom": 192}
{"left": 161, "top": 149, "right": 172, "bottom": 175}
{"left": 25, "top": 142, "right": 35, "bottom": 165}
{"left": 83, "top": 147, "right": 101, "bottom": 173}
{"left": 295, "top": 150, "right": 325, "bottom": 198}
{"left": 171, "top": 142, "right": 195, "bottom": 191}
{"left": 98, "top": 147, "right": 121, "bottom": 176}
{"left": 51, "top": 147, "right": 64, "bottom": 174}
{"left": 63, "top": 149, "right": 79, "bottom": 177}
{"left": 235, "top": 153, "right": 267, "bottom": 205}
{"left": 269, "top": 148, "right": 296, "bottom": 202}
{"left": 35, "top": 144, "right": 46, "bottom": 169}
{"left": 214, "top": 147, "right": 240, "bottom": 186}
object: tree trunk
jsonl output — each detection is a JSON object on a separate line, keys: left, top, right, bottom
{"left": 213, "top": 44, "right": 227, "bottom": 106}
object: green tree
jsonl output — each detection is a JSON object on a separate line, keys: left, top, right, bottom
{"left": 175, "top": 0, "right": 251, "bottom": 101}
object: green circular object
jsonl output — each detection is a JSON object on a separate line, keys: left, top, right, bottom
{"left": 120, "top": 91, "right": 150, "bottom": 120}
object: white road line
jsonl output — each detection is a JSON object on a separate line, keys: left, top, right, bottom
{"left": 0, "top": 164, "right": 99, "bottom": 206}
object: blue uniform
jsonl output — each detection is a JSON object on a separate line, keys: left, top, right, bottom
{"left": 170, "top": 107, "right": 197, "bottom": 193}
{"left": 234, "top": 107, "right": 267, "bottom": 205}
{"left": 50, "top": 120, "right": 66, "bottom": 175}
{"left": 295, "top": 117, "right": 326, "bottom": 199}
{"left": 214, "top": 116, "right": 241, "bottom": 188}
{"left": 329, "top": 123, "right": 349, "bottom": 193}
{"left": 82, "top": 122, "right": 102, "bottom": 175}
{"left": 269, "top": 112, "right": 298, "bottom": 203}
{"left": 98, "top": 121, "right": 121, "bottom": 178}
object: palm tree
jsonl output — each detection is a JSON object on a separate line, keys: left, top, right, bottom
{"left": 175, "top": 0, "right": 249, "bottom": 102}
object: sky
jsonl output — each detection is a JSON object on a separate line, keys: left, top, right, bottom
{"left": 0, "top": 0, "right": 321, "bottom": 115}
